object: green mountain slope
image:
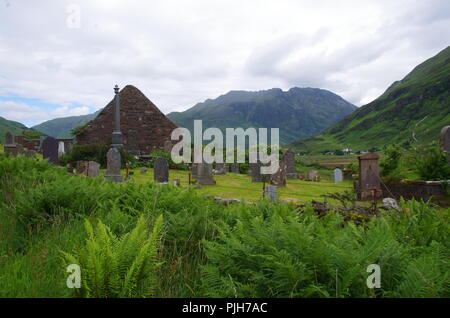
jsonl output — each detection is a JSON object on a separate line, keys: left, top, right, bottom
{"left": 291, "top": 46, "right": 450, "bottom": 153}
{"left": 167, "top": 87, "right": 357, "bottom": 145}
{"left": 32, "top": 110, "right": 101, "bottom": 139}
{"left": 0, "top": 116, "right": 29, "bottom": 144}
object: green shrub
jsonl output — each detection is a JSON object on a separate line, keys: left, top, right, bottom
{"left": 414, "top": 143, "right": 450, "bottom": 180}
{"left": 380, "top": 145, "right": 402, "bottom": 178}
{"left": 60, "top": 144, "right": 136, "bottom": 168}
{"left": 62, "top": 215, "right": 163, "bottom": 298}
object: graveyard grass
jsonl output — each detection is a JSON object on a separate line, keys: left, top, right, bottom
{"left": 1, "top": 153, "right": 449, "bottom": 298}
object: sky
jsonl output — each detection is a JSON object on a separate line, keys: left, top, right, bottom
{"left": 0, "top": 0, "right": 449, "bottom": 127}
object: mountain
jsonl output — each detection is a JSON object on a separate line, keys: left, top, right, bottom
{"left": 32, "top": 110, "right": 101, "bottom": 139}
{"left": 0, "top": 116, "right": 28, "bottom": 144}
{"left": 291, "top": 46, "right": 450, "bottom": 153}
{"left": 167, "top": 87, "right": 357, "bottom": 144}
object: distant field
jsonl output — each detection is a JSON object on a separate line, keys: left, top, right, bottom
{"left": 130, "top": 169, "right": 353, "bottom": 203}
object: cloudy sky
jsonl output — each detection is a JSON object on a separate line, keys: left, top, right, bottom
{"left": 0, "top": 0, "right": 449, "bottom": 127}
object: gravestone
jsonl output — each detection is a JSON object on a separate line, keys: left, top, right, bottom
{"left": 14, "top": 135, "right": 24, "bottom": 145}
{"left": 285, "top": 149, "right": 297, "bottom": 179}
{"left": 357, "top": 153, "right": 382, "bottom": 201}
{"left": 191, "top": 163, "right": 199, "bottom": 179}
{"left": 250, "top": 162, "right": 262, "bottom": 182}
{"left": 265, "top": 185, "right": 278, "bottom": 202}
{"left": 58, "top": 141, "right": 65, "bottom": 158}
{"left": 140, "top": 167, "right": 148, "bottom": 174}
{"left": 42, "top": 137, "right": 59, "bottom": 164}
{"left": 307, "top": 170, "right": 318, "bottom": 181}
{"left": 105, "top": 148, "right": 123, "bottom": 183}
{"left": 333, "top": 168, "right": 343, "bottom": 183}
{"left": 196, "top": 163, "right": 216, "bottom": 185}
{"left": 230, "top": 163, "right": 240, "bottom": 173}
{"left": 173, "top": 178, "right": 181, "bottom": 187}
{"left": 164, "top": 140, "right": 173, "bottom": 153}
{"left": 214, "top": 163, "right": 227, "bottom": 175}
{"left": 270, "top": 160, "right": 287, "bottom": 187}
{"left": 5, "top": 132, "right": 14, "bottom": 145}
{"left": 154, "top": 157, "right": 169, "bottom": 183}
{"left": 86, "top": 161, "right": 100, "bottom": 177}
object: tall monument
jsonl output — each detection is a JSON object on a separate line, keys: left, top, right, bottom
{"left": 111, "top": 85, "right": 123, "bottom": 148}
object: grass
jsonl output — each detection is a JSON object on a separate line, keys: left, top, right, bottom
{"left": 129, "top": 168, "right": 353, "bottom": 203}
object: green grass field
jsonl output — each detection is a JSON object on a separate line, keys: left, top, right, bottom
{"left": 129, "top": 168, "right": 353, "bottom": 203}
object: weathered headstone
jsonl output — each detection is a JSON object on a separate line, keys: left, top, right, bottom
{"left": 14, "top": 135, "right": 24, "bottom": 145}
{"left": 58, "top": 141, "right": 65, "bottom": 158}
{"left": 265, "top": 185, "right": 278, "bottom": 202}
{"left": 333, "top": 168, "right": 343, "bottom": 183}
{"left": 196, "top": 163, "right": 216, "bottom": 185}
{"left": 250, "top": 162, "right": 262, "bottom": 182}
{"left": 164, "top": 140, "right": 173, "bottom": 153}
{"left": 42, "top": 137, "right": 59, "bottom": 164}
{"left": 105, "top": 148, "right": 123, "bottom": 183}
{"left": 5, "top": 132, "right": 14, "bottom": 145}
{"left": 140, "top": 167, "right": 148, "bottom": 174}
{"left": 440, "top": 126, "right": 450, "bottom": 152}
{"left": 270, "top": 160, "right": 287, "bottom": 187}
{"left": 230, "top": 163, "right": 240, "bottom": 173}
{"left": 86, "top": 161, "right": 100, "bottom": 177}
{"left": 154, "top": 157, "right": 169, "bottom": 183}
{"left": 307, "top": 170, "right": 318, "bottom": 181}
{"left": 285, "top": 149, "right": 297, "bottom": 179}
{"left": 214, "top": 163, "right": 227, "bottom": 175}
{"left": 173, "top": 178, "right": 181, "bottom": 187}
{"left": 357, "top": 153, "right": 382, "bottom": 201}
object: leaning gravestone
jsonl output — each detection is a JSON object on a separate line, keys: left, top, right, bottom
{"left": 250, "top": 162, "right": 262, "bottom": 182}
{"left": 105, "top": 148, "right": 123, "bottom": 183}
{"left": 285, "top": 149, "right": 297, "bottom": 179}
{"left": 154, "top": 157, "right": 169, "bottom": 183}
{"left": 270, "top": 160, "right": 287, "bottom": 187}
{"left": 265, "top": 185, "right": 278, "bottom": 202}
{"left": 42, "top": 137, "right": 59, "bottom": 164}
{"left": 58, "top": 141, "right": 65, "bottom": 158}
{"left": 230, "top": 163, "right": 240, "bottom": 174}
{"left": 333, "top": 168, "right": 343, "bottom": 183}
{"left": 196, "top": 163, "right": 216, "bottom": 185}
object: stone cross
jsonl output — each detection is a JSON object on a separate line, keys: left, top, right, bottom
{"left": 105, "top": 148, "right": 123, "bottom": 183}
{"left": 154, "top": 157, "right": 169, "bottom": 183}
{"left": 357, "top": 153, "right": 382, "bottom": 201}
{"left": 333, "top": 168, "right": 343, "bottom": 183}
{"left": 196, "top": 162, "right": 216, "bottom": 185}
{"left": 285, "top": 149, "right": 297, "bottom": 179}
{"left": 265, "top": 185, "right": 278, "bottom": 202}
{"left": 111, "top": 85, "right": 123, "bottom": 148}
{"left": 42, "top": 137, "right": 59, "bottom": 164}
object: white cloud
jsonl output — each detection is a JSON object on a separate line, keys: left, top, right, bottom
{"left": 0, "top": 0, "right": 448, "bottom": 126}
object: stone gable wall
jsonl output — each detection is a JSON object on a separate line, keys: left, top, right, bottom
{"left": 77, "top": 85, "right": 178, "bottom": 154}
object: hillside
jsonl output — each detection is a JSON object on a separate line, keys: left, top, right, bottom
{"left": 167, "top": 87, "right": 356, "bottom": 144}
{"left": 291, "top": 46, "right": 450, "bottom": 153}
{"left": 0, "top": 116, "right": 28, "bottom": 144}
{"left": 32, "top": 111, "right": 101, "bottom": 139}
